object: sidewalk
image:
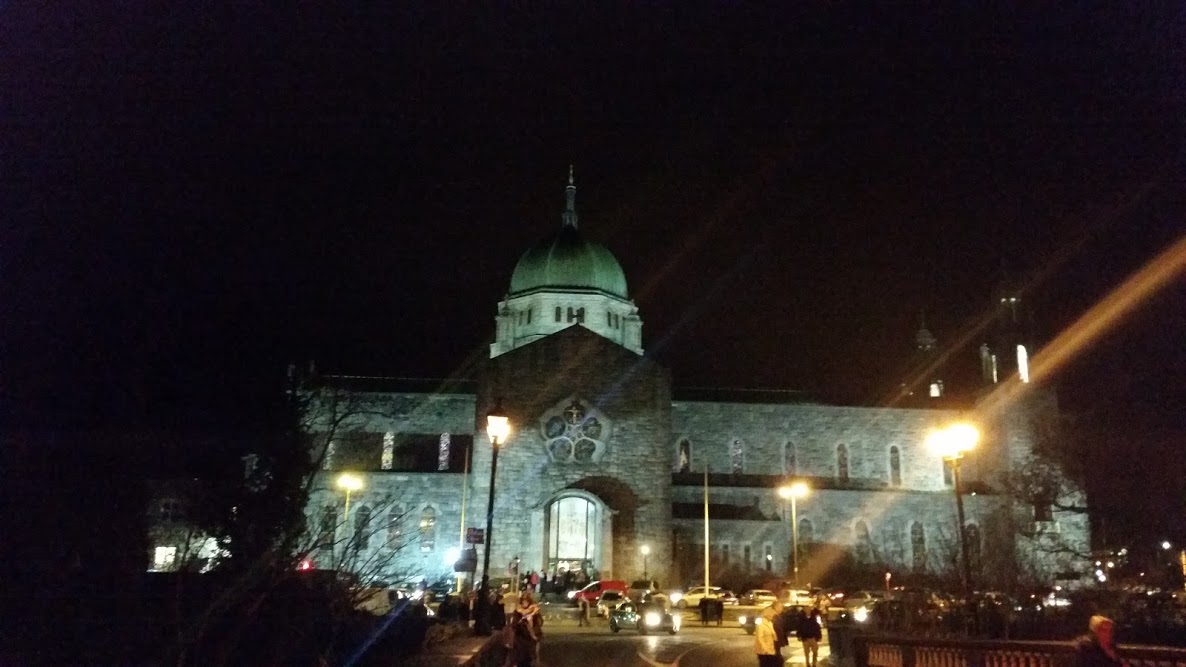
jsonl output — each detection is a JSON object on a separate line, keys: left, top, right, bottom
{"left": 401, "top": 632, "right": 498, "bottom": 667}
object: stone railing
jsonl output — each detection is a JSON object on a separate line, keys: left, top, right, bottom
{"left": 835, "top": 632, "right": 1186, "bottom": 667}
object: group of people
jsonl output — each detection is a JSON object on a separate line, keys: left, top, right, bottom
{"left": 753, "top": 604, "right": 823, "bottom": 667}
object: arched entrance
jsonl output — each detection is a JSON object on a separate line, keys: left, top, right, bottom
{"left": 544, "top": 492, "right": 606, "bottom": 578}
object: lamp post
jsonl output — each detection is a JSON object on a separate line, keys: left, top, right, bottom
{"left": 474, "top": 402, "right": 510, "bottom": 636}
{"left": 778, "top": 482, "right": 810, "bottom": 588}
{"left": 641, "top": 544, "right": 651, "bottom": 581}
{"left": 337, "top": 473, "right": 364, "bottom": 546}
{"left": 927, "top": 423, "right": 979, "bottom": 593}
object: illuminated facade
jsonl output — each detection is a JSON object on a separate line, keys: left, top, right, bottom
{"left": 298, "top": 175, "right": 1089, "bottom": 591}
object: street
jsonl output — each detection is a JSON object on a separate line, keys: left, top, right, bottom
{"left": 536, "top": 621, "right": 832, "bottom": 667}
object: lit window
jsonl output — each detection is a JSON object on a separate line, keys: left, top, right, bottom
{"left": 381, "top": 432, "right": 394, "bottom": 470}
{"left": 1017, "top": 345, "right": 1030, "bottom": 383}
{"left": 153, "top": 546, "right": 177, "bottom": 571}
{"left": 675, "top": 439, "right": 691, "bottom": 473}
{"left": 889, "top": 446, "right": 901, "bottom": 487}
{"left": 420, "top": 506, "right": 437, "bottom": 551}
{"left": 438, "top": 433, "right": 451, "bottom": 471}
{"left": 836, "top": 444, "right": 849, "bottom": 482}
{"left": 991, "top": 354, "right": 999, "bottom": 384}
{"left": 929, "top": 381, "right": 943, "bottom": 397}
{"left": 730, "top": 438, "right": 744, "bottom": 474}
{"left": 387, "top": 506, "right": 405, "bottom": 548}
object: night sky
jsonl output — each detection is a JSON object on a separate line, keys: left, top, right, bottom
{"left": 3, "top": 1, "right": 1183, "bottom": 489}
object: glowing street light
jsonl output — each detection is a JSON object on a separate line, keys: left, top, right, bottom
{"left": 640, "top": 544, "right": 651, "bottom": 580}
{"left": 474, "top": 400, "right": 511, "bottom": 636}
{"left": 778, "top": 482, "right": 810, "bottom": 588}
{"left": 337, "top": 472, "right": 364, "bottom": 528}
{"left": 927, "top": 423, "right": 979, "bottom": 593}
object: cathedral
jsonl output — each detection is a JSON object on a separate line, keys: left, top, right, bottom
{"left": 295, "top": 172, "right": 1089, "bottom": 592}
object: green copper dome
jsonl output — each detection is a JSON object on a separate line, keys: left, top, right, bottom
{"left": 509, "top": 225, "right": 629, "bottom": 298}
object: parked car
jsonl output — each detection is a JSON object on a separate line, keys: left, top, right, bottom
{"left": 608, "top": 600, "right": 682, "bottom": 635}
{"left": 739, "top": 589, "right": 779, "bottom": 606}
{"left": 671, "top": 585, "right": 738, "bottom": 609}
{"left": 627, "top": 579, "right": 660, "bottom": 602}
{"left": 596, "top": 590, "right": 627, "bottom": 617}
{"left": 568, "top": 579, "right": 628, "bottom": 606}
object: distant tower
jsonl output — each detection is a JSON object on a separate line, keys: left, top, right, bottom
{"left": 980, "top": 277, "right": 1032, "bottom": 385}
{"left": 915, "top": 311, "right": 944, "bottom": 398}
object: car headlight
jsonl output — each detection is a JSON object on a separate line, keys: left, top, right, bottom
{"left": 755, "top": 617, "right": 764, "bottom": 625}
{"left": 738, "top": 615, "right": 747, "bottom": 625}
{"left": 854, "top": 606, "right": 869, "bottom": 623}
{"left": 645, "top": 612, "right": 662, "bottom": 627}
{"left": 669, "top": 592, "right": 683, "bottom": 603}
{"left": 567, "top": 591, "right": 577, "bottom": 599}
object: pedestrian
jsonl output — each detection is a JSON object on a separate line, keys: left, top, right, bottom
{"left": 530, "top": 570, "right": 540, "bottom": 592}
{"left": 698, "top": 596, "right": 710, "bottom": 626}
{"left": 714, "top": 598, "right": 725, "bottom": 626}
{"left": 578, "top": 595, "right": 591, "bottom": 627}
{"left": 1073, "top": 616, "right": 1121, "bottom": 667}
{"left": 769, "top": 601, "right": 788, "bottom": 659}
{"left": 798, "top": 607, "right": 823, "bottom": 667}
{"left": 754, "top": 606, "right": 781, "bottom": 667}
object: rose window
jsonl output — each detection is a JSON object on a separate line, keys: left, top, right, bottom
{"left": 541, "top": 399, "right": 608, "bottom": 464}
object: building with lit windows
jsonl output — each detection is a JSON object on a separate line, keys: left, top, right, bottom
{"left": 288, "top": 173, "right": 1088, "bottom": 592}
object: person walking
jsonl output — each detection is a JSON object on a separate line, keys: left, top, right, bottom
{"left": 769, "top": 601, "right": 789, "bottom": 660}
{"left": 577, "top": 595, "right": 591, "bottom": 627}
{"left": 798, "top": 607, "right": 823, "bottom": 667}
{"left": 754, "top": 606, "right": 781, "bottom": 667}
{"left": 1073, "top": 616, "right": 1121, "bottom": 667}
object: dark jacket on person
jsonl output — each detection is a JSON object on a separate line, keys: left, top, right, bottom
{"left": 797, "top": 613, "right": 823, "bottom": 640}
{"left": 1073, "top": 635, "right": 1121, "bottom": 667}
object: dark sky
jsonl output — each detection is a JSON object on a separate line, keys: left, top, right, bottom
{"left": 3, "top": 3, "right": 1184, "bottom": 436}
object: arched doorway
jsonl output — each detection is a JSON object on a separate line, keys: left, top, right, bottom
{"left": 544, "top": 492, "right": 605, "bottom": 578}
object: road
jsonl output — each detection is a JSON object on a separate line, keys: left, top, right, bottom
{"left": 536, "top": 620, "right": 832, "bottom": 667}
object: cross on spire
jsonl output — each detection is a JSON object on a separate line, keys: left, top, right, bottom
{"left": 563, "top": 165, "right": 578, "bottom": 228}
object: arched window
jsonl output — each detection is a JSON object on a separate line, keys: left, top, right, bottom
{"left": 387, "top": 505, "right": 405, "bottom": 548}
{"left": 419, "top": 506, "right": 437, "bottom": 551}
{"left": 836, "top": 444, "right": 849, "bottom": 482}
{"left": 438, "top": 433, "right": 451, "bottom": 471}
{"left": 676, "top": 439, "right": 692, "bottom": 473}
{"left": 546, "top": 495, "right": 601, "bottom": 571}
{"left": 911, "top": 522, "right": 926, "bottom": 573}
{"left": 730, "top": 438, "right": 744, "bottom": 474}
{"left": 965, "top": 524, "right": 982, "bottom": 570}
{"left": 798, "top": 518, "right": 814, "bottom": 546}
{"left": 784, "top": 442, "right": 797, "bottom": 475}
{"left": 354, "top": 505, "right": 372, "bottom": 549}
{"left": 854, "top": 520, "right": 873, "bottom": 564}
{"left": 889, "top": 446, "right": 902, "bottom": 487}
{"left": 319, "top": 505, "right": 336, "bottom": 548}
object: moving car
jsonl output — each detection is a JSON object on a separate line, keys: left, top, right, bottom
{"left": 738, "top": 603, "right": 811, "bottom": 635}
{"left": 568, "top": 579, "right": 628, "bottom": 606}
{"left": 608, "top": 600, "right": 682, "bottom": 635}
{"left": 739, "top": 589, "right": 779, "bottom": 606}
{"left": 596, "top": 590, "right": 627, "bottom": 617}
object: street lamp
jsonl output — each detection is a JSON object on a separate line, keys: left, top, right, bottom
{"left": 778, "top": 482, "right": 810, "bottom": 588}
{"left": 927, "top": 422, "right": 979, "bottom": 593}
{"left": 337, "top": 472, "right": 364, "bottom": 528}
{"left": 640, "top": 544, "right": 651, "bottom": 581}
{"left": 474, "top": 401, "right": 511, "bottom": 636}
